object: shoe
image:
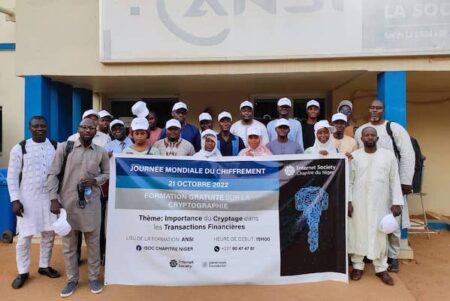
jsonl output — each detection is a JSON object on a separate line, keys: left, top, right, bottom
{"left": 376, "top": 271, "right": 394, "bottom": 286}
{"left": 89, "top": 280, "right": 103, "bottom": 294}
{"left": 60, "top": 281, "right": 78, "bottom": 298}
{"left": 11, "top": 273, "right": 29, "bottom": 289}
{"left": 38, "top": 267, "right": 61, "bottom": 278}
{"left": 387, "top": 258, "right": 400, "bottom": 273}
{"left": 350, "top": 269, "right": 363, "bottom": 281}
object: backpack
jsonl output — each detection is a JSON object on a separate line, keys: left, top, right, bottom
{"left": 386, "top": 122, "right": 425, "bottom": 192}
{"left": 18, "top": 139, "right": 58, "bottom": 184}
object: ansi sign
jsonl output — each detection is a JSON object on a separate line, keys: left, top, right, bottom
{"left": 156, "top": 0, "right": 344, "bottom": 46}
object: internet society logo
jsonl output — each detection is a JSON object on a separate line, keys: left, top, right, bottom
{"left": 169, "top": 260, "right": 178, "bottom": 268}
{"left": 284, "top": 165, "right": 296, "bottom": 177}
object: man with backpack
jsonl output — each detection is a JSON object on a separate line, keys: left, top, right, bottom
{"left": 355, "top": 99, "right": 415, "bottom": 273}
{"left": 48, "top": 118, "right": 109, "bottom": 297}
{"left": 7, "top": 116, "right": 61, "bottom": 289}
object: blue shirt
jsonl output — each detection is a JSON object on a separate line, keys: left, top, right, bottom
{"left": 105, "top": 137, "right": 133, "bottom": 154}
{"left": 160, "top": 123, "right": 201, "bottom": 152}
{"left": 266, "top": 139, "right": 304, "bottom": 155}
{"left": 267, "top": 118, "right": 304, "bottom": 150}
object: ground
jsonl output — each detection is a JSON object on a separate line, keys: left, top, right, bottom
{"left": 0, "top": 232, "right": 448, "bottom": 301}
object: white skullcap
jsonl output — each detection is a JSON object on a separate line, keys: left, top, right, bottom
{"left": 172, "top": 101, "right": 188, "bottom": 111}
{"left": 82, "top": 109, "right": 99, "bottom": 120}
{"left": 165, "top": 119, "right": 182, "bottom": 129}
{"left": 337, "top": 100, "right": 353, "bottom": 112}
{"left": 379, "top": 213, "right": 399, "bottom": 234}
{"left": 306, "top": 99, "right": 320, "bottom": 109}
{"left": 247, "top": 126, "right": 261, "bottom": 137}
{"left": 218, "top": 111, "right": 232, "bottom": 121}
{"left": 314, "top": 120, "right": 336, "bottom": 133}
{"left": 277, "top": 97, "right": 292, "bottom": 107}
{"left": 275, "top": 118, "right": 290, "bottom": 128}
{"left": 240, "top": 100, "right": 254, "bottom": 110}
{"left": 332, "top": 113, "right": 347, "bottom": 122}
{"left": 52, "top": 209, "right": 71, "bottom": 236}
{"left": 109, "top": 119, "right": 124, "bottom": 130}
{"left": 98, "top": 110, "right": 113, "bottom": 119}
{"left": 131, "top": 101, "right": 149, "bottom": 118}
{"left": 199, "top": 112, "right": 212, "bottom": 122}
{"left": 130, "top": 117, "right": 149, "bottom": 131}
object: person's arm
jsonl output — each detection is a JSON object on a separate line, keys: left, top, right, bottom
{"left": 392, "top": 123, "right": 415, "bottom": 190}
{"left": 389, "top": 152, "right": 404, "bottom": 216}
{"left": 7, "top": 145, "right": 24, "bottom": 217}
{"left": 296, "top": 121, "right": 304, "bottom": 150}
{"left": 47, "top": 142, "right": 66, "bottom": 214}
{"left": 348, "top": 155, "right": 356, "bottom": 217}
{"left": 95, "top": 150, "right": 110, "bottom": 185}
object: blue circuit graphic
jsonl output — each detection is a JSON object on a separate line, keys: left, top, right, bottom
{"left": 295, "top": 187, "right": 329, "bottom": 253}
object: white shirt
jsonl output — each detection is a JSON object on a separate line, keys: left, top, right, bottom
{"left": 230, "top": 119, "right": 269, "bottom": 147}
{"left": 7, "top": 139, "right": 57, "bottom": 237}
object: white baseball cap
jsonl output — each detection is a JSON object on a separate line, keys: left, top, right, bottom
{"left": 337, "top": 100, "right": 353, "bottom": 112}
{"left": 130, "top": 117, "right": 149, "bottom": 131}
{"left": 199, "top": 112, "right": 212, "bottom": 122}
{"left": 166, "top": 118, "right": 182, "bottom": 129}
{"left": 52, "top": 209, "right": 71, "bottom": 237}
{"left": 379, "top": 213, "right": 399, "bottom": 234}
{"left": 82, "top": 109, "right": 99, "bottom": 120}
{"left": 109, "top": 119, "right": 124, "bottom": 130}
{"left": 98, "top": 110, "right": 113, "bottom": 119}
{"left": 275, "top": 118, "right": 290, "bottom": 128}
{"left": 172, "top": 101, "right": 188, "bottom": 112}
{"left": 131, "top": 101, "right": 149, "bottom": 118}
{"left": 306, "top": 100, "right": 320, "bottom": 109}
{"left": 218, "top": 111, "right": 232, "bottom": 122}
{"left": 277, "top": 97, "right": 292, "bottom": 107}
{"left": 247, "top": 126, "right": 261, "bottom": 137}
{"left": 240, "top": 100, "right": 254, "bottom": 110}
{"left": 331, "top": 113, "right": 348, "bottom": 123}
{"left": 314, "top": 120, "right": 336, "bottom": 133}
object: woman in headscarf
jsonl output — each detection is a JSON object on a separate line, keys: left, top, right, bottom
{"left": 238, "top": 126, "right": 272, "bottom": 157}
{"left": 193, "top": 129, "right": 222, "bottom": 159}
{"left": 304, "top": 120, "right": 338, "bottom": 157}
{"left": 122, "top": 117, "right": 160, "bottom": 155}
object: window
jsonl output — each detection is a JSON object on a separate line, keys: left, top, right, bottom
{"left": 253, "top": 99, "right": 278, "bottom": 125}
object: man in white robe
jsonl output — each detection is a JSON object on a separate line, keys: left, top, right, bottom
{"left": 354, "top": 99, "right": 415, "bottom": 272}
{"left": 7, "top": 116, "right": 61, "bottom": 289}
{"left": 348, "top": 127, "right": 404, "bottom": 286}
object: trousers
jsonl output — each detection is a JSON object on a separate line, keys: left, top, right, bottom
{"left": 16, "top": 231, "right": 55, "bottom": 274}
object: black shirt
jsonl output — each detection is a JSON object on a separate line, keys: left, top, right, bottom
{"left": 217, "top": 133, "right": 245, "bottom": 156}
{"left": 302, "top": 123, "right": 316, "bottom": 149}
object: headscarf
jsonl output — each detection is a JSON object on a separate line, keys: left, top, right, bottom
{"left": 193, "top": 129, "right": 222, "bottom": 159}
{"left": 309, "top": 120, "right": 337, "bottom": 156}
{"left": 239, "top": 126, "right": 272, "bottom": 157}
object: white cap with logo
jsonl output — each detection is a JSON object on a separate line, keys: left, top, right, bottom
{"left": 52, "top": 209, "right": 71, "bottom": 237}
{"left": 240, "top": 100, "right": 254, "bottom": 110}
{"left": 218, "top": 111, "right": 232, "bottom": 122}
{"left": 130, "top": 117, "right": 149, "bottom": 131}
{"left": 82, "top": 109, "right": 99, "bottom": 120}
{"left": 379, "top": 213, "right": 399, "bottom": 234}
{"left": 306, "top": 99, "right": 320, "bottom": 109}
{"left": 247, "top": 126, "right": 261, "bottom": 137}
{"left": 165, "top": 119, "right": 182, "bottom": 129}
{"left": 331, "top": 113, "right": 347, "bottom": 122}
{"left": 131, "top": 101, "right": 149, "bottom": 118}
{"left": 109, "top": 119, "right": 124, "bottom": 130}
{"left": 172, "top": 102, "right": 188, "bottom": 112}
{"left": 98, "top": 110, "right": 113, "bottom": 119}
{"left": 275, "top": 118, "right": 290, "bottom": 128}
{"left": 277, "top": 97, "right": 292, "bottom": 107}
{"left": 199, "top": 112, "right": 212, "bottom": 122}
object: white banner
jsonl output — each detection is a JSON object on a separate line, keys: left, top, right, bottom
{"left": 105, "top": 154, "right": 348, "bottom": 286}
{"left": 100, "top": 0, "right": 450, "bottom": 62}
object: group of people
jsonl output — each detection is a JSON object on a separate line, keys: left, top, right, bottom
{"left": 7, "top": 96, "right": 416, "bottom": 297}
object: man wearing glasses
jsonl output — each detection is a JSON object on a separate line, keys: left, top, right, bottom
{"left": 48, "top": 118, "right": 109, "bottom": 298}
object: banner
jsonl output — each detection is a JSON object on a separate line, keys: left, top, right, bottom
{"left": 100, "top": 0, "right": 450, "bottom": 62}
{"left": 105, "top": 155, "right": 348, "bottom": 286}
